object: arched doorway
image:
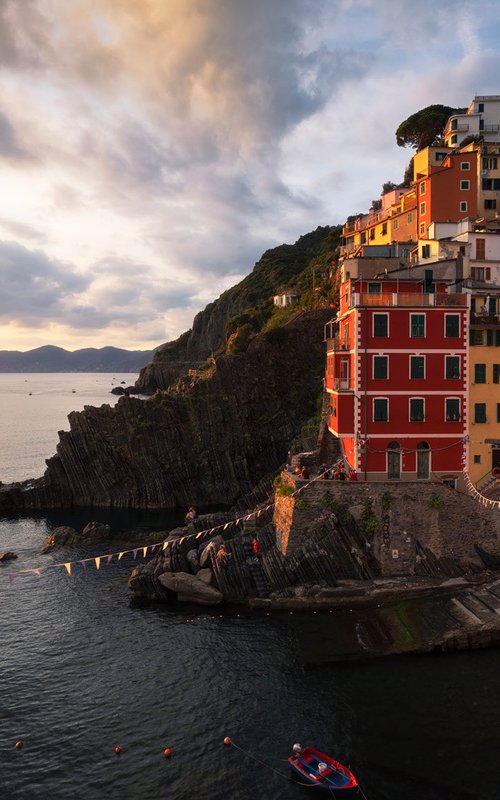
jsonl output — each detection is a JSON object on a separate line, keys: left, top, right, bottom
{"left": 387, "top": 442, "right": 401, "bottom": 480}
{"left": 417, "top": 441, "right": 430, "bottom": 480}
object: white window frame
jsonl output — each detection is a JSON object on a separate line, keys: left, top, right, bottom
{"left": 460, "top": 179, "right": 470, "bottom": 190}
{"left": 372, "top": 354, "right": 389, "bottom": 380}
{"left": 420, "top": 182, "right": 426, "bottom": 195}
{"left": 409, "top": 354, "right": 426, "bottom": 380}
{"left": 420, "top": 201, "right": 426, "bottom": 215}
{"left": 460, "top": 200, "right": 468, "bottom": 212}
{"left": 445, "top": 355, "right": 461, "bottom": 380}
{"left": 419, "top": 222, "right": 426, "bottom": 236}
{"left": 409, "top": 397, "right": 425, "bottom": 422}
{"left": 410, "top": 313, "right": 426, "bottom": 338}
{"left": 445, "top": 397, "right": 461, "bottom": 422}
{"left": 460, "top": 162, "right": 470, "bottom": 171}
{"left": 407, "top": 212, "right": 413, "bottom": 223}
{"left": 372, "top": 312, "right": 389, "bottom": 338}
{"left": 373, "top": 397, "right": 389, "bottom": 423}
{"left": 444, "top": 313, "right": 461, "bottom": 338}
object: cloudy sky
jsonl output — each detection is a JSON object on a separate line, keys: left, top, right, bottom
{"left": 1, "top": 0, "right": 500, "bottom": 351}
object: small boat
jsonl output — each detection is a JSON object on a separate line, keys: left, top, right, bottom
{"left": 288, "top": 744, "right": 359, "bottom": 795}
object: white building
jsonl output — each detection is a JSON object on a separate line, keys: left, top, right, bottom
{"left": 412, "top": 218, "right": 500, "bottom": 284}
{"left": 444, "top": 96, "right": 500, "bottom": 148}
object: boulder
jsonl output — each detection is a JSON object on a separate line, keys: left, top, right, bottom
{"left": 82, "top": 521, "right": 111, "bottom": 541}
{"left": 186, "top": 549, "right": 200, "bottom": 574}
{"left": 159, "top": 572, "right": 223, "bottom": 605}
{"left": 40, "top": 526, "right": 79, "bottom": 553}
{"left": 196, "top": 568, "right": 213, "bottom": 585}
{"left": 199, "top": 535, "right": 223, "bottom": 568}
{"left": 0, "top": 551, "right": 17, "bottom": 562}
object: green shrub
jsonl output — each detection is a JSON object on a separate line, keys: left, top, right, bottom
{"left": 273, "top": 476, "right": 294, "bottom": 497}
{"left": 428, "top": 493, "right": 445, "bottom": 510}
{"left": 227, "top": 323, "right": 255, "bottom": 355}
{"left": 295, "top": 499, "right": 307, "bottom": 510}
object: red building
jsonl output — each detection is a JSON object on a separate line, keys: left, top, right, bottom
{"left": 325, "top": 258, "right": 469, "bottom": 482}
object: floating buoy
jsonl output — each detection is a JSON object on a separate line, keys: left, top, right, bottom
{"left": 223, "top": 737, "right": 231, "bottom": 746}
{"left": 115, "top": 746, "right": 121, "bottom": 755}
{"left": 15, "top": 741, "right": 23, "bottom": 749}
{"left": 163, "top": 748, "right": 172, "bottom": 758}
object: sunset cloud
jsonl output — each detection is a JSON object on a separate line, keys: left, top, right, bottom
{"left": 0, "top": 0, "right": 499, "bottom": 349}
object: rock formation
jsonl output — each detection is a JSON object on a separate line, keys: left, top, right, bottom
{"left": 0, "top": 310, "right": 331, "bottom": 511}
{"left": 40, "top": 522, "right": 112, "bottom": 552}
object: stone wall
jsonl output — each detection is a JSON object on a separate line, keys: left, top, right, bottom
{"left": 274, "top": 473, "right": 500, "bottom": 576}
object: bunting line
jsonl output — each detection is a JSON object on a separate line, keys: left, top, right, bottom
{"left": 0, "top": 465, "right": 334, "bottom": 586}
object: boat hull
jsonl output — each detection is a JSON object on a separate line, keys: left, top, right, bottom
{"left": 288, "top": 746, "right": 358, "bottom": 795}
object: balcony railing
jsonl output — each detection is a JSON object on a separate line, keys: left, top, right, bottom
{"left": 326, "top": 337, "right": 349, "bottom": 351}
{"left": 484, "top": 123, "right": 500, "bottom": 132}
{"left": 351, "top": 292, "right": 467, "bottom": 308}
{"left": 333, "top": 378, "right": 351, "bottom": 391}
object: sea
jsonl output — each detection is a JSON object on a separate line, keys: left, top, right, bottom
{"left": 0, "top": 373, "right": 499, "bottom": 800}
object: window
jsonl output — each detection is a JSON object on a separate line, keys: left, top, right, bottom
{"left": 474, "top": 455, "right": 481, "bottom": 464}
{"left": 410, "top": 398, "right": 424, "bottom": 422}
{"left": 474, "top": 403, "right": 487, "bottom": 423}
{"left": 451, "top": 119, "right": 458, "bottom": 131}
{"left": 420, "top": 202, "right": 426, "bottom": 215}
{"left": 461, "top": 161, "right": 470, "bottom": 170}
{"left": 422, "top": 244, "right": 430, "bottom": 258}
{"left": 446, "top": 398, "right": 460, "bottom": 421}
{"left": 446, "top": 356, "right": 460, "bottom": 379}
{"left": 393, "top": 219, "right": 398, "bottom": 230}
{"left": 445, "top": 314, "right": 460, "bottom": 338}
{"left": 368, "top": 282, "right": 381, "bottom": 294}
{"left": 483, "top": 157, "right": 498, "bottom": 170}
{"left": 470, "top": 329, "right": 485, "bottom": 346}
{"left": 420, "top": 182, "right": 426, "bottom": 195}
{"left": 407, "top": 212, "right": 413, "bottom": 223}
{"left": 420, "top": 222, "right": 426, "bottom": 236}
{"left": 373, "top": 398, "right": 388, "bottom": 422}
{"left": 373, "top": 356, "right": 388, "bottom": 380}
{"left": 475, "top": 363, "right": 486, "bottom": 383}
{"left": 451, "top": 134, "right": 457, "bottom": 144}
{"left": 480, "top": 119, "right": 484, "bottom": 131}
{"left": 494, "top": 365, "right": 500, "bottom": 384}
{"left": 482, "top": 178, "right": 500, "bottom": 190}
{"left": 370, "top": 228, "right": 375, "bottom": 240}
{"left": 471, "top": 267, "right": 491, "bottom": 281}
{"left": 410, "top": 356, "right": 425, "bottom": 379}
{"left": 360, "top": 232, "right": 367, "bottom": 244}
{"left": 382, "top": 222, "right": 388, "bottom": 235}
{"left": 435, "top": 152, "right": 446, "bottom": 162}
{"left": 460, "top": 180, "right": 470, "bottom": 190}
{"left": 460, "top": 201, "right": 468, "bottom": 212}
{"left": 478, "top": 102, "right": 484, "bottom": 112}
{"left": 497, "top": 404, "right": 500, "bottom": 423}
{"left": 485, "top": 199, "right": 497, "bottom": 210}
{"left": 373, "top": 313, "right": 388, "bottom": 337}
{"left": 410, "top": 314, "right": 425, "bottom": 338}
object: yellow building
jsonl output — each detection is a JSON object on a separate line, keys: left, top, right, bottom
{"left": 467, "top": 288, "right": 500, "bottom": 488}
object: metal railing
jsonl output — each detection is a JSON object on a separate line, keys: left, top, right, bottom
{"left": 352, "top": 292, "right": 467, "bottom": 308}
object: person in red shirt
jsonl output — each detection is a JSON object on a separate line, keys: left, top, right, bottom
{"left": 252, "top": 537, "right": 259, "bottom": 555}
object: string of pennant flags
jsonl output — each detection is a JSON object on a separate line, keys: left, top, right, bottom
{"left": 2, "top": 455, "right": 499, "bottom": 586}
{"left": 0, "top": 469, "right": 321, "bottom": 586}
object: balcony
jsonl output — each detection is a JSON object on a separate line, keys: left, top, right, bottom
{"left": 333, "top": 377, "right": 351, "bottom": 391}
{"left": 484, "top": 124, "right": 500, "bottom": 133}
{"left": 351, "top": 292, "right": 467, "bottom": 308}
{"left": 470, "top": 312, "right": 500, "bottom": 326}
{"left": 326, "top": 337, "right": 349, "bottom": 351}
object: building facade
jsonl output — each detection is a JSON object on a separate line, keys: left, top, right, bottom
{"left": 325, "top": 260, "right": 468, "bottom": 482}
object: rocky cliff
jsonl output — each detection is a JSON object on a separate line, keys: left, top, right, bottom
{"left": 0, "top": 310, "right": 331, "bottom": 511}
{"left": 135, "top": 226, "right": 339, "bottom": 392}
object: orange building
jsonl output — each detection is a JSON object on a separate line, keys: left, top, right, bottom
{"left": 415, "top": 149, "right": 479, "bottom": 240}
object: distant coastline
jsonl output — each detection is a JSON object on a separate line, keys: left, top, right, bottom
{"left": 0, "top": 344, "right": 155, "bottom": 373}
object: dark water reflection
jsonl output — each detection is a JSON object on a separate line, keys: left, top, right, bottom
{"left": 1, "top": 514, "right": 499, "bottom": 800}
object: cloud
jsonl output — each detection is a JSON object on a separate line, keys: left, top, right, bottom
{"left": 0, "top": 0, "right": 499, "bottom": 350}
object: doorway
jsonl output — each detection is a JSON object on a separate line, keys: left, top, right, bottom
{"left": 417, "top": 442, "right": 430, "bottom": 480}
{"left": 387, "top": 442, "right": 401, "bottom": 480}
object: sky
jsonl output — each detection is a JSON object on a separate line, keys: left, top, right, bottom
{"left": 1, "top": 0, "right": 500, "bottom": 351}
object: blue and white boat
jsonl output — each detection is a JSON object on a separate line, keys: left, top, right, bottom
{"left": 288, "top": 744, "right": 359, "bottom": 795}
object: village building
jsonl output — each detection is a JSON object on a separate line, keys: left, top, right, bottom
{"left": 443, "top": 95, "right": 500, "bottom": 148}
{"left": 325, "top": 257, "right": 468, "bottom": 484}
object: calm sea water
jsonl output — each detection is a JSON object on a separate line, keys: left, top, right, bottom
{"left": 0, "top": 375, "right": 499, "bottom": 800}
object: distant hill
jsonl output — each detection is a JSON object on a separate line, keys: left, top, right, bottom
{"left": 0, "top": 345, "right": 155, "bottom": 373}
